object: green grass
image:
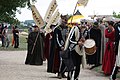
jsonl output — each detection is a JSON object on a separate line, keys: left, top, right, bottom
{"left": 0, "top": 34, "right": 27, "bottom": 51}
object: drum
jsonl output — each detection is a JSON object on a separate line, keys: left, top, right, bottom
{"left": 84, "top": 39, "right": 96, "bottom": 55}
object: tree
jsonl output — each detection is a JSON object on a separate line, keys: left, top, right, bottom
{"left": 113, "top": 11, "right": 120, "bottom": 18}
{"left": 0, "top": 0, "right": 36, "bottom": 24}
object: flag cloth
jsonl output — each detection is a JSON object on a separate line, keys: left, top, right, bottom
{"left": 77, "top": 0, "right": 89, "bottom": 7}
{"left": 44, "top": 9, "right": 60, "bottom": 33}
{"left": 31, "top": 5, "right": 44, "bottom": 28}
{"left": 44, "top": 0, "right": 58, "bottom": 23}
{"left": 77, "top": 3, "right": 82, "bottom": 6}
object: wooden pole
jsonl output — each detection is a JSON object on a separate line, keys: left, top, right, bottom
{"left": 70, "top": 2, "right": 78, "bottom": 25}
{"left": 30, "top": 30, "right": 40, "bottom": 54}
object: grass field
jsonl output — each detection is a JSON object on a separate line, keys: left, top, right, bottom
{"left": 0, "top": 34, "right": 27, "bottom": 51}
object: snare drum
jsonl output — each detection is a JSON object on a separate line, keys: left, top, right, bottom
{"left": 84, "top": 39, "right": 96, "bottom": 55}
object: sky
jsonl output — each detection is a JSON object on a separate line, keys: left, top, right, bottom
{"left": 16, "top": 0, "right": 120, "bottom": 21}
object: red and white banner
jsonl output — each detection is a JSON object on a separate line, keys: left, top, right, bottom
{"left": 31, "top": 5, "right": 44, "bottom": 28}
{"left": 44, "top": 0, "right": 58, "bottom": 23}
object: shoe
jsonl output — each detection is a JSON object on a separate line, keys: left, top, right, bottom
{"left": 109, "top": 76, "right": 115, "bottom": 80}
{"left": 62, "top": 74, "right": 67, "bottom": 78}
{"left": 90, "top": 66, "right": 96, "bottom": 70}
{"left": 109, "top": 76, "right": 113, "bottom": 80}
{"left": 58, "top": 73, "right": 62, "bottom": 79}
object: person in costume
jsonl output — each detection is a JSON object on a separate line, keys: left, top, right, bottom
{"left": 99, "top": 19, "right": 108, "bottom": 64}
{"left": 1, "top": 24, "right": 5, "bottom": 47}
{"left": 44, "top": 25, "right": 55, "bottom": 61}
{"left": 25, "top": 25, "right": 44, "bottom": 65}
{"left": 102, "top": 21, "right": 116, "bottom": 75}
{"left": 64, "top": 22, "right": 87, "bottom": 80}
{"left": 11, "top": 25, "right": 15, "bottom": 46}
{"left": 2, "top": 26, "right": 10, "bottom": 48}
{"left": 47, "top": 15, "right": 68, "bottom": 79}
{"left": 13, "top": 26, "right": 19, "bottom": 48}
{"left": 86, "top": 21, "right": 102, "bottom": 69}
{"left": 110, "top": 21, "right": 120, "bottom": 80}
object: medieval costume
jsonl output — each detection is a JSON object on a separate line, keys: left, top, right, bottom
{"left": 25, "top": 25, "right": 44, "bottom": 65}
{"left": 102, "top": 21, "right": 116, "bottom": 75}
{"left": 110, "top": 22, "right": 120, "bottom": 80}
{"left": 44, "top": 32, "right": 53, "bottom": 60}
{"left": 1, "top": 24, "right": 5, "bottom": 47}
{"left": 11, "top": 26, "right": 15, "bottom": 46}
{"left": 47, "top": 26, "right": 64, "bottom": 72}
{"left": 64, "top": 25, "right": 86, "bottom": 80}
{"left": 47, "top": 25, "right": 68, "bottom": 78}
{"left": 44, "top": 25, "right": 55, "bottom": 60}
{"left": 2, "top": 26, "right": 10, "bottom": 48}
{"left": 86, "top": 22, "right": 101, "bottom": 68}
{"left": 99, "top": 23, "right": 107, "bottom": 64}
{"left": 13, "top": 26, "right": 19, "bottom": 48}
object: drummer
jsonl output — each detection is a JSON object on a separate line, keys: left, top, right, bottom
{"left": 86, "top": 21, "right": 102, "bottom": 69}
{"left": 64, "top": 22, "right": 87, "bottom": 80}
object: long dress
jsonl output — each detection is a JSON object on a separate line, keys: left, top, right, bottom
{"left": 102, "top": 28, "right": 116, "bottom": 75}
{"left": 44, "top": 32, "right": 53, "bottom": 60}
{"left": 87, "top": 28, "right": 101, "bottom": 65}
{"left": 25, "top": 31, "right": 44, "bottom": 65}
{"left": 99, "top": 24, "right": 107, "bottom": 64}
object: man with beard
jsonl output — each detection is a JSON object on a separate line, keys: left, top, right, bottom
{"left": 25, "top": 25, "right": 44, "bottom": 65}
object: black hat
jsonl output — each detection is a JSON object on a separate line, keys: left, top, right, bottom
{"left": 50, "top": 24, "right": 56, "bottom": 29}
{"left": 107, "top": 21, "right": 114, "bottom": 26}
{"left": 32, "top": 25, "right": 38, "bottom": 28}
{"left": 93, "top": 22, "right": 98, "bottom": 27}
{"left": 4, "top": 26, "right": 7, "bottom": 28}
{"left": 15, "top": 26, "right": 18, "bottom": 29}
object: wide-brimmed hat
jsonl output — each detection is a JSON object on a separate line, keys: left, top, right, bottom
{"left": 32, "top": 25, "right": 38, "bottom": 28}
{"left": 93, "top": 22, "right": 98, "bottom": 27}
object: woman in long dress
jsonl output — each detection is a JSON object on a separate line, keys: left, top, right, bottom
{"left": 102, "top": 21, "right": 116, "bottom": 75}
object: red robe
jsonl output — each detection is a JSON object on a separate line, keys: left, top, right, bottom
{"left": 44, "top": 32, "right": 53, "bottom": 60}
{"left": 102, "top": 28, "right": 116, "bottom": 75}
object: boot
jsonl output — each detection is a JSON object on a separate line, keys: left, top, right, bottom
{"left": 58, "top": 73, "right": 62, "bottom": 79}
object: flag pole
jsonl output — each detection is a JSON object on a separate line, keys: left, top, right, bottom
{"left": 29, "top": 2, "right": 41, "bottom": 55}
{"left": 70, "top": 2, "right": 78, "bottom": 25}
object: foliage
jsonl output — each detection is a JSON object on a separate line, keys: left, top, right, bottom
{"left": 0, "top": 0, "right": 36, "bottom": 24}
{"left": 113, "top": 11, "right": 120, "bottom": 18}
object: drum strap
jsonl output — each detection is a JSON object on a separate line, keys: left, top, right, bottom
{"left": 88, "top": 29, "right": 91, "bottom": 39}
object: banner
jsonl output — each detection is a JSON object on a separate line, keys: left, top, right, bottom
{"left": 44, "top": 0, "right": 58, "bottom": 23}
{"left": 51, "top": 9, "right": 60, "bottom": 25}
{"left": 44, "top": 9, "right": 60, "bottom": 33}
{"left": 31, "top": 5, "right": 44, "bottom": 28}
{"left": 77, "top": 0, "right": 89, "bottom": 7}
